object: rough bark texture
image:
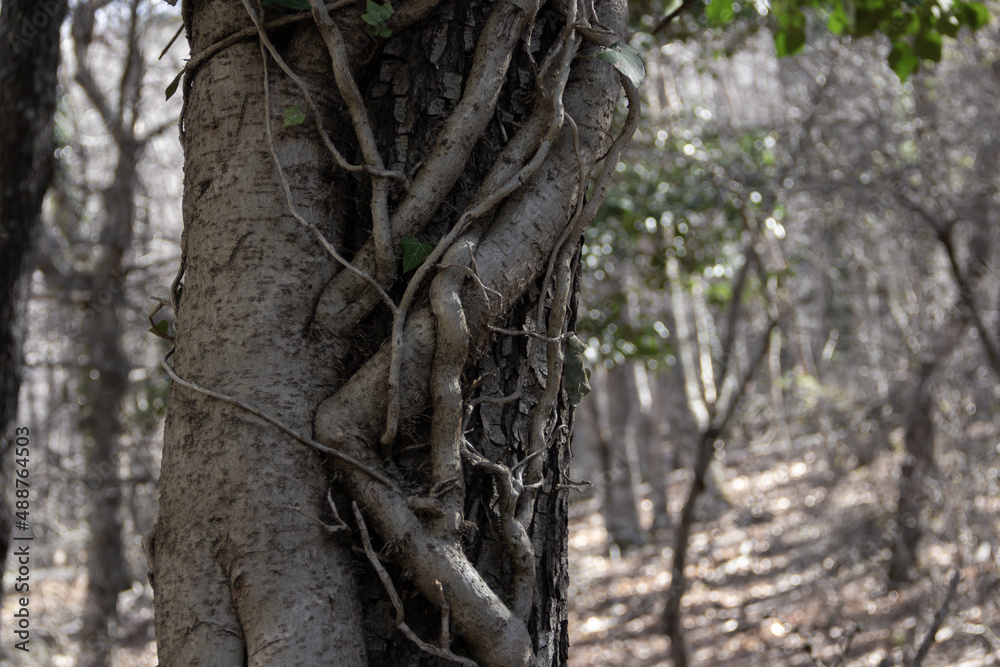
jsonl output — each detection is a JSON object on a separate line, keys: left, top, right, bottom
{"left": 0, "top": 0, "right": 69, "bottom": 615}
{"left": 148, "top": 0, "right": 626, "bottom": 664}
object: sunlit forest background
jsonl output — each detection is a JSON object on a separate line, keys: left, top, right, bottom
{"left": 3, "top": 1, "right": 1000, "bottom": 665}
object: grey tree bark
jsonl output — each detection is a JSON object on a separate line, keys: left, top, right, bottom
{"left": 147, "top": 0, "right": 632, "bottom": 665}
{"left": 0, "top": 0, "right": 68, "bottom": 617}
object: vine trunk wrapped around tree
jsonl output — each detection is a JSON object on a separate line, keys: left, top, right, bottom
{"left": 146, "top": 0, "right": 638, "bottom": 664}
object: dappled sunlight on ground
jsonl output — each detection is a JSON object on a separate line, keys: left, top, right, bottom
{"left": 568, "top": 439, "right": 1000, "bottom": 666}
{"left": 0, "top": 570, "right": 156, "bottom": 666}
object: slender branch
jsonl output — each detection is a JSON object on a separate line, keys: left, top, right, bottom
{"left": 285, "top": 496, "right": 350, "bottom": 534}
{"left": 909, "top": 570, "right": 961, "bottom": 667}
{"left": 652, "top": 0, "right": 699, "bottom": 34}
{"left": 158, "top": 22, "right": 184, "bottom": 60}
{"left": 890, "top": 194, "right": 1000, "bottom": 375}
{"left": 937, "top": 225, "right": 1000, "bottom": 374}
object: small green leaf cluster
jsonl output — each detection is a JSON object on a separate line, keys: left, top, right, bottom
{"left": 581, "top": 124, "right": 779, "bottom": 366}
{"left": 362, "top": 0, "right": 394, "bottom": 37}
{"left": 772, "top": 0, "right": 990, "bottom": 79}
{"left": 627, "top": 0, "right": 989, "bottom": 81}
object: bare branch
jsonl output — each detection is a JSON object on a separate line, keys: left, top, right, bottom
{"left": 664, "top": 316, "right": 779, "bottom": 667}
{"left": 909, "top": 570, "right": 961, "bottom": 667}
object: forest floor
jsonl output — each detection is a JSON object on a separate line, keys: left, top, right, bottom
{"left": 567, "top": 434, "right": 1000, "bottom": 667}
{"left": 1, "top": 436, "right": 998, "bottom": 666}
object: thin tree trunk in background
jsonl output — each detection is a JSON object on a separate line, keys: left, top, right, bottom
{"left": 888, "top": 361, "right": 935, "bottom": 585}
{"left": 76, "top": 143, "right": 139, "bottom": 667}
{"left": 593, "top": 364, "right": 645, "bottom": 550}
{"left": 0, "top": 0, "right": 69, "bottom": 616}
{"left": 634, "top": 362, "right": 671, "bottom": 534}
{"left": 65, "top": 3, "right": 149, "bottom": 661}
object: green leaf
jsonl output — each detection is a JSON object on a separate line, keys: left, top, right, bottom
{"left": 827, "top": 4, "right": 849, "bottom": 34}
{"left": 283, "top": 105, "right": 306, "bottom": 127}
{"left": 888, "top": 40, "right": 919, "bottom": 79}
{"left": 165, "top": 70, "right": 183, "bottom": 101}
{"left": 401, "top": 236, "right": 433, "bottom": 272}
{"left": 913, "top": 30, "right": 942, "bottom": 61}
{"left": 261, "top": 0, "right": 312, "bottom": 9}
{"left": 596, "top": 42, "right": 646, "bottom": 88}
{"left": 705, "top": 0, "right": 737, "bottom": 25}
{"left": 562, "top": 336, "right": 592, "bottom": 406}
{"left": 854, "top": 7, "right": 884, "bottom": 36}
{"left": 937, "top": 14, "right": 961, "bottom": 37}
{"left": 961, "top": 1, "right": 990, "bottom": 29}
{"left": 148, "top": 319, "right": 170, "bottom": 338}
{"left": 362, "top": 0, "right": 394, "bottom": 25}
{"left": 774, "top": 24, "right": 806, "bottom": 56}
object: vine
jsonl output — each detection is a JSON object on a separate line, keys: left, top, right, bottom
{"left": 156, "top": 0, "right": 642, "bottom": 662}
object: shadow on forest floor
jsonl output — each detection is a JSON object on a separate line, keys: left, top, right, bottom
{"left": 568, "top": 436, "right": 1000, "bottom": 667}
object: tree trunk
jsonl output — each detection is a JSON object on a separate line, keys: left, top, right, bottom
{"left": 76, "top": 136, "right": 141, "bottom": 667}
{"left": 147, "top": 0, "right": 629, "bottom": 664}
{"left": 0, "top": 0, "right": 68, "bottom": 617}
{"left": 593, "top": 364, "right": 645, "bottom": 550}
{"left": 888, "top": 361, "right": 935, "bottom": 586}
